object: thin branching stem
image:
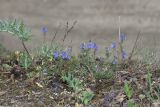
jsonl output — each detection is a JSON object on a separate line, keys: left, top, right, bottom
{"left": 128, "top": 31, "right": 141, "bottom": 61}
{"left": 50, "top": 25, "right": 61, "bottom": 48}
{"left": 62, "top": 21, "right": 77, "bottom": 47}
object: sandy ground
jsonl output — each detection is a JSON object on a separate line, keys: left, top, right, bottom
{"left": 0, "top": 0, "right": 160, "bottom": 55}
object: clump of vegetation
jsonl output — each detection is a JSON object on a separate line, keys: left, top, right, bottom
{"left": 0, "top": 19, "right": 160, "bottom": 107}
{"left": 123, "top": 81, "right": 139, "bottom": 107}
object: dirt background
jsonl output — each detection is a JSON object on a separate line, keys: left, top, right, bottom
{"left": 0, "top": 0, "right": 160, "bottom": 55}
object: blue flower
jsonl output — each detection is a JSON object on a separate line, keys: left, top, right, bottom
{"left": 80, "top": 41, "right": 98, "bottom": 51}
{"left": 87, "top": 41, "right": 94, "bottom": 49}
{"left": 41, "top": 27, "right": 48, "bottom": 33}
{"left": 53, "top": 51, "right": 59, "bottom": 59}
{"left": 80, "top": 43, "right": 86, "bottom": 49}
{"left": 120, "top": 33, "right": 126, "bottom": 42}
{"left": 110, "top": 42, "right": 116, "bottom": 49}
{"left": 61, "top": 51, "right": 70, "bottom": 60}
{"left": 122, "top": 50, "right": 127, "bottom": 59}
{"left": 87, "top": 41, "right": 97, "bottom": 49}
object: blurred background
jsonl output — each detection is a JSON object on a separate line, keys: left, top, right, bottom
{"left": 0, "top": 0, "right": 160, "bottom": 55}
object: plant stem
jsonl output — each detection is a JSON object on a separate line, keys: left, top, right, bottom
{"left": 62, "top": 21, "right": 77, "bottom": 47}
{"left": 21, "top": 40, "right": 31, "bottom": 59}
{"left": 118, "top": 16, "right": 124, "bottom": 62}
{"left": 128, "top": 31, "right": 141, "bottom": 61}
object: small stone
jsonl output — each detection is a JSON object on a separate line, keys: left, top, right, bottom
{"left": 139, "top": 94, "right": 145, "bottom": 100}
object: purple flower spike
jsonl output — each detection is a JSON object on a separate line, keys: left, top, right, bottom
{"left": 53, "top": 51, "right": 59, "bottom": 59}
{"left": 111, "top": 42, "right": 116, "bottom": 49}
{"left": 61, "top": 51, "right": 70, "bottom": 60}
{"left": 41, "top": 27, "right": 48, "bottom": 33}
{"left": 120, "top": 33, "right": 126, "bottom": 42}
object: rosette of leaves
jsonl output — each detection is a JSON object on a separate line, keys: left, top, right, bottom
{"left": 62, "top": 73, "right": 83, "bottom": 92}
{"left": 80, "top": 91, "right": 94, "bottom": 105}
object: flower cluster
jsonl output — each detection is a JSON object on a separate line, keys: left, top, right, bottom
{"left": 105, "top": 42, "right": 116, "bottom": 56}
{"left": 105, "top": 33, "right": 128, "bottom": 64}
{"left": 53, "top": 51, "right": 59, "bottom": 59}
{"left": 80, "top": 41, "right": 98, "bottom": 50}
{"left": 53, "top": 50, "right": 70, "bottom": 60}
{"left": 41, "top": 27, "right": 48, "bottom": 33}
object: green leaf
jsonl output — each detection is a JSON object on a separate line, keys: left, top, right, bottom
{"left": 0, "top": 19, "right": 31, "bottom": 41}
{"left": 123, "top": 81, "right": 133, "bottom": 99}
{"left": 81, "top": 91, "right": 94, "bottom": 105}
